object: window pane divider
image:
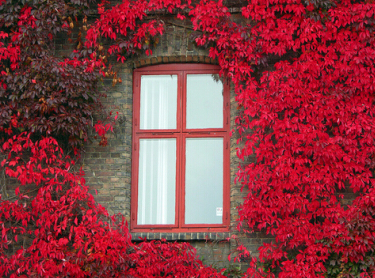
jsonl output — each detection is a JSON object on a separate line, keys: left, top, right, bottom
{"left": 151, "top": 132, "right": 176, "bottom": 135}
{"left": 135, "top": 131, "right": 180, "bottom": 135}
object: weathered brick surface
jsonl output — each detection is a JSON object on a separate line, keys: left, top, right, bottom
{"left": 191, "top": 240, "right": 233, "bottom": 269}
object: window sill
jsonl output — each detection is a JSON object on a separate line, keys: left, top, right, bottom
{"left": 131, "top": 232, "right": 230, "bottom": 241}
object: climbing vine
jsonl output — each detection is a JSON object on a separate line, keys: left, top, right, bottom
{"left": 2, "top": 0, "right": 375, "bottom": 277}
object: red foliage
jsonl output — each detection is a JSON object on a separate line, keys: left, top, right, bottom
{"left": 2, "top": 0, "right": 375, "bottom": 277}
{"left": 94, "top": 112, "right": 118, "bottom": 146}
{"left": 0, "top": 0, "right": 112, "bottom": 149}
{"left": 93, "top": 0, "right": 375, "bottom": 276}
{"left": 0, "top": 0, "right": 224, "bottom": 277}
{"left": 190, "top": 0, "right": 375, "bottom": 276}
{"left": 0, "top": 134, "right": 223, "bottom": 277}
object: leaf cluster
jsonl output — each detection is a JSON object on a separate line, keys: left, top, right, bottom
{"left": 0, "top": 1, "right": 226, "bottom": 277}
{"left": 2, "top": 0, "right": 375, "bottom": 277}
{"left": 0, "top": 133, "right": 224, "bottom": 277}
{"left": 0, "top": 0, "right": 104, "bottom": 150}
{"left": 78, "top": 0, "right": 375, "bottom": 276}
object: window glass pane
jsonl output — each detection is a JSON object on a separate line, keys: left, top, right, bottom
{"left": 138, "top": 139, "right": 176, "bottom": 225}
{"left": 186, "top": 74, "right": 223, "bottom": 129}
{"left": 185, "top": 138, "right": 223, "bottom": 224}
{"left": 140, "top": 75, "right": 177, "bottom": 129}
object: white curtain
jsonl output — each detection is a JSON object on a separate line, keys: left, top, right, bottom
{"left": 140, "top": 75, "right": 177, "bottom": 129}
{"left": 138, "top": 139, "right": 176, "bottom": 225}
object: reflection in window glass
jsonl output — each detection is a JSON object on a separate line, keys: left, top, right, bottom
{"left": 185, "top": 138, "right": 223, "bottom": 224}
{"left": 140, "top": 75, "right": 177, "bottom": 129}
{"left": 138, "top": 139, "right": 176, "bottom": 225}
{"left": 186, "top": 74, "right": 223, "bottom": 129}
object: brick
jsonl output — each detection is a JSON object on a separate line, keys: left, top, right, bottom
{"left": 89, "top": 184, "right": 103, "bottom": 190}
{"left": 149, "top": 57, "right": 156, "bottom": 64}
{"left": 95, "top": 196, "right": 113, "bottom": 202}
{"left": 114, "top": 196, "right": 126, "bottom": 202}
{"left": 96, "top": 171, "right": 114, "bottom": 176}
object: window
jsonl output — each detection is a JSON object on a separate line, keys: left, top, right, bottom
{"left": 131, "top": 64, "right": 230, "bottom": 233}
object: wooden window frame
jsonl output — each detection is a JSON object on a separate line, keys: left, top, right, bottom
{"left": 131, "top": 64, "right": 230, "bottom": 233}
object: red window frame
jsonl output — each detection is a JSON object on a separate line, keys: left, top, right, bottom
{"left": 131, "top": 64, "right": 230, "bottom": 233}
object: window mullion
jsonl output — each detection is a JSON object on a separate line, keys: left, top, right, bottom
{"left": 176, "top": 132, "right": 183, "bottom": 228}
{"left": 176, "top": 71, "right": 184, "bottom": 229}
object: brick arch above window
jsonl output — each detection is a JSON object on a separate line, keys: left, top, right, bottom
{"left": 131, "top": 63, "right": 230, "bottom": 233}
{"left": 132, "top": 55, "right": 218, "bottom": 69}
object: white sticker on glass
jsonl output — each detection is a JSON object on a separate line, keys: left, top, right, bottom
{"left": 216, "top": 207, "right": 223, "bottom": 217}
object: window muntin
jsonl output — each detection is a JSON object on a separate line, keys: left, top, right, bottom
{"left": 132, "top": 64, "right": 230, "bottom": 232}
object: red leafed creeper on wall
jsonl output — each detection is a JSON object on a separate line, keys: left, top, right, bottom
{"left": 2, "top": 0, "right": 375, "bottom": 277}
{"left": 0, "top": 0, "right": 225, "bottom": 277}
{"left": 192, "top": 0, "right": 375, "bottom": 276}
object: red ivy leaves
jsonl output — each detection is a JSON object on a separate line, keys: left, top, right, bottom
{"left": 0, "top": 133, "right": 223, "bottom": 277}
{"left": 0, "top": 1, "right": 224, "bottom": 277}
{"left": 2, "top": 0, "right": 375, "bottom": 277}
{"left": 221, "top": 0, "right": 375, "bottom": 277}
{"left": 90, "top": 0, "right": 375, "bottom": 276}
{"left": 94, "top": 112, "right": 118, "bottom": 146}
